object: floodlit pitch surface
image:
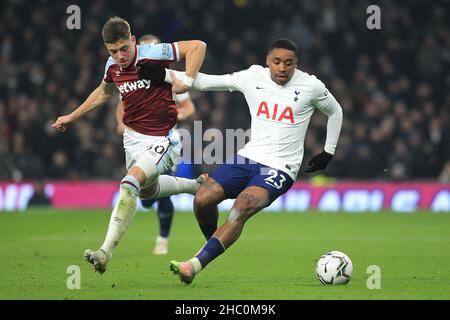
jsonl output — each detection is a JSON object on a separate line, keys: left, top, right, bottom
{"left": 0, "top": 209, "right": 449, "bottom": 299}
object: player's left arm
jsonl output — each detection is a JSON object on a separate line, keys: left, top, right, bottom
{"left": 314, "top": 80, "right": 343, "bottom": 156}
{"left": 173, "top": 40, "right": 207, "bottom": 93}
{"left": 304, "top": 79, "right": 343, "bottom": 172}
{"left": 136, "top": 40, "right": 206, "bottom": 93}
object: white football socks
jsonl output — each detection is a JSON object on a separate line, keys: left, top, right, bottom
{"left": 153, "top": 175, "right": 200, "bottom": 199}
{"left": 100, "top": 176, "right": 140, "bottom": 258}
{"left": 188, "top": 257, "right": 203, "bottom": 274}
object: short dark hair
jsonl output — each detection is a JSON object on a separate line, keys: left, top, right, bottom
{"left": 269, "top": 39, "right": 298, "bottom": 57}
{"left": 139, "top": 34, "right": 160, "bottom": 44}
{"left": 102, "top": 17, "right": 131, "bottom": 44}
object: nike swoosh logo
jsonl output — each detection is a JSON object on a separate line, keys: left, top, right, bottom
{"left": 256, "top": 86, "right": 266, "bottom": 89}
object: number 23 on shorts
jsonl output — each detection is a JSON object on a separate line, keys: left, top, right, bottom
{"left": 264, "top": 169, "right": 287, "bottom": 190}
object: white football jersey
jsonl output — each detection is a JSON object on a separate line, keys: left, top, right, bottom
{"left": 169, "top": 65, "right": 343, "bottom": 180}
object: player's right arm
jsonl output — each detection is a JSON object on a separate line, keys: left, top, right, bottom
{"left": 52, "top": 81, "right": 116, "bottom": 132}
{"left": 136, "top": 60, "right": 252, "bottom": 92}
{"left": 115, "top": 98, "right": 126, "bottom": 134}
{"left": 167, "top": 69, "right": 249, "bottom": 93}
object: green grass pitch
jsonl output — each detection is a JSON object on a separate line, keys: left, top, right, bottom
{"left": 0, "top": 208, "right": 449, "bottom": 299}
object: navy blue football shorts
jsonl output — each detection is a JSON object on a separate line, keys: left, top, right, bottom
{"left": 210, "top": 154, "right": 294, "bottom": 204}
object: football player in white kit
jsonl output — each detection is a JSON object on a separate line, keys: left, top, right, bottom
{"left": 138, "top": 39, "right": 343, "bottom": 285}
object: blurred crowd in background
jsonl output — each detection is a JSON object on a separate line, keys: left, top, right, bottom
{"left": 1, "top": 0, "right": 449, "bottom": 182}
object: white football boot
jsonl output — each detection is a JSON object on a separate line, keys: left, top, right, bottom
{"left": 84, "top": 249, "right": 109, "bottom": 274}
{"left": 153, "top": 236, "right": 169, "bottom": 255}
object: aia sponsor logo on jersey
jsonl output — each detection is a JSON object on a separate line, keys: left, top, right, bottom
{"left": 118, "top": 79, "right": 151, "bottom": 94}
{"left": 256, "top": 101, "right": 295, "bottom": 124}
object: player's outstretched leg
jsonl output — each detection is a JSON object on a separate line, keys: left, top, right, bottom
{"left": 85, "top": 154, "right": 162, "bottom": 274}
{"left": 193, "top": 177, "right": 226, "bottom": 240}
{"left": 148, "top": 174, "right": 208, "bottom": 200}
{"left": 137, "top": 174, "right": 207, "bottom": 256}
{"left": 84, "top": 174, "right": 141, "bottom": 273}
{"left": 153, "top": 197, "right": 174, "bottom": 255}
{"left": 169, "top": 186, "right": 270, "bottom": 285}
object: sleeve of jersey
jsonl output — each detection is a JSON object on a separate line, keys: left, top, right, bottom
{"left": 313, "top": 79, "right": 343, "bottom": 155}
{"left": 165, "top": 69, "right": 249, "bottom": 92}
{"left": 140, "top": 43, "right": 179, "bottom": 61}
{"left": 173, "top": 92, "right": 190, "bottom": 103}
{"left": 103, "top": 58, "right": 115, "bottom": 83}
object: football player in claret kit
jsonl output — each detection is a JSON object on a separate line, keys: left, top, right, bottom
{"left": 115, "top": 34, "right": 197, "bottom": 256}
{"left": 52, "top": 17, "right": 206, "bottom": 274}
{"left": 138, "top": 39, "right": 343, "bottom": 285}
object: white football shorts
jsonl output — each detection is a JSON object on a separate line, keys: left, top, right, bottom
{"left": 123, "top": 127, "right": 181, "bottom": 177}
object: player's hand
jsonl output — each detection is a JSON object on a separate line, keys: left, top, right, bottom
{"left": 170, "top": 71, "right": 190, "bottom": 94}
{"left": 52, "top": 114, "right": 75, "bottom": 133}
{"left": 136, "top": 62, "right": 165, "bottom": 85}
{"left": 304, "top": 151, "right": 333, "bottom": 173}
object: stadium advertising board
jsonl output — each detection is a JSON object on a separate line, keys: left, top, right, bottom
{"left": 0, "top": 182, "right": 448, "bottom": 212}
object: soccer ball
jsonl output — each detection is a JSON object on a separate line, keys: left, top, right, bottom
{"left": 316, "top": 251, "right": 353, "bottom": 285}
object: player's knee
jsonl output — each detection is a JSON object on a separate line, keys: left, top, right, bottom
{"left": 194, "top": 193, "right": 208, "bottom": 212}
{"left": 139, "top": 184, "right": 158, "bottom": 199}
{"left": 226, "top": 207, "right": 248, "bottom": 224}
{"left": 132, "top": 153, "right": 158, "bottom": 188}
{"left": 194, "top": 187, "right": 217, "bottom": 210}
{"left": 232, "top": 203, "right": 253, "bottom": 221}
{"left": 232, "top": 195, "right": 265, "bottom": 219}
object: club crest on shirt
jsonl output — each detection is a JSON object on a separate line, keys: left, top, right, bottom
{"left": 294, "top": 89, "right": 300, "bottom": 102}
